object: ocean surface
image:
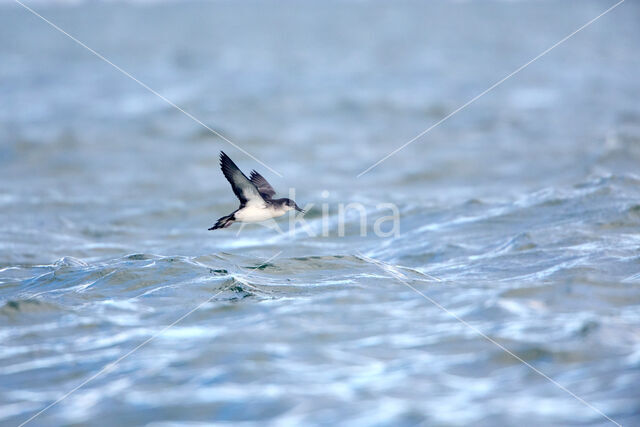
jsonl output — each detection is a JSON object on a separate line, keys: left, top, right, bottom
{"left": 1, "top": 0, "right": 640, "bottom": 425}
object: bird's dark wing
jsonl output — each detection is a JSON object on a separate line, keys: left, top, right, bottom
{"left": 249, "top": 170, "right": 276, "bottom": 199}
{"left": 219, "top": 151, "right": 264, "bottom": 206}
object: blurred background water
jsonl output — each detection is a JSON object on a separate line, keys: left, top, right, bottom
{"left": 1, "top": 0, "right": 640, "bottom": 425}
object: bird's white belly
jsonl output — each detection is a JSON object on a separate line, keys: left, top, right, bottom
{"left": 234, "top": 205, "right": 285, "bottom": 223}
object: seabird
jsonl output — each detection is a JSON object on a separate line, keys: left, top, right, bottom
{"left": 209, "top": 151, "right": 304, "bottom": 230}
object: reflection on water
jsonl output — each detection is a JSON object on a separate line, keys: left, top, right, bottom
{"left": 1, "top": 0, "right": 640, "bottom": 425}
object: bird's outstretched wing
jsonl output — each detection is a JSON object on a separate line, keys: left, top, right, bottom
{"left": 219, "top": 151, "right": 264, "bottom": 206}
{"left": 249, "top": 170, "right": 276, "bottom": 199}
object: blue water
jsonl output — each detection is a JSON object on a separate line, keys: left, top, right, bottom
{"left": 1, "top": 0, "right": 640, "bottom": 425}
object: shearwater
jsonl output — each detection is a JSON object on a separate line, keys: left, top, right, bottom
{"left": 209, "top": 151, "right": 304, "bottom": 230}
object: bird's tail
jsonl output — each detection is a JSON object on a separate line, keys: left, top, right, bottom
{"left": 208, "top": 213, "right": 235, "bottom": 230}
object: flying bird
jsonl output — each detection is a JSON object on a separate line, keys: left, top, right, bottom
{"left": 209, "top": 151, "right": 304, "bottom": 230}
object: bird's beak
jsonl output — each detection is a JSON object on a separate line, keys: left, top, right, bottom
{"left": 295, "top": 205, "right": 305, "bottom": 213}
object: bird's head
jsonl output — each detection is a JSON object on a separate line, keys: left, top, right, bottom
{"left": 283, "top": 198, "right": 305, "bottom": 213}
